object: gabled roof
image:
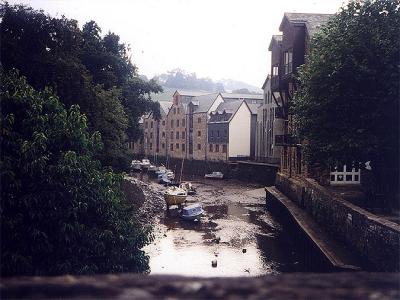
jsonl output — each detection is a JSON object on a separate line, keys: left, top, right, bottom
{"left": 279, "top": 13, "right": 333, "bottom": 37}
{"left": 221, "top": 93, "right": 263, "bottom": 101}
{"left": 247, "top": 103, "right": 262, "bottom": 115}
{"left": 261, "top": 75, "right": 270, "bottom": 90}
{"left": 190, "top": 93, "right": 220, "bottom": 113}
{"left": 159, "top": 101, "right": 172, "bottom": 115}
{"left": 173, "top": 90, "right": 209, "bottom": 97}
{"left": 209, "top": 100, "right": 249, "bottom": 123}
{"left": 150, "top": 89, "right": 175, "bottom": 102}
{"left": 268, "top": 34, "right": 283, "bottom": 51}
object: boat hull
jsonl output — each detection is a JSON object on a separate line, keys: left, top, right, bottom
{"left": 180, "top": 209, "right": 204, "bottom": 221}
{"left": 164, "top": 193, "right": 187, "bottom": 206}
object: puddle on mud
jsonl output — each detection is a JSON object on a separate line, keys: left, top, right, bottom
{"left": 135, "top": 173, "right": 311, "bottom": 277}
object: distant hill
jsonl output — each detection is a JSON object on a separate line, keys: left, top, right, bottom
{"left": 152, "top": 69, "right": 262, "bottom": 94}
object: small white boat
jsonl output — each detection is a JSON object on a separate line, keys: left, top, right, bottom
{"left": 180, "top": 203, "right": 204, "bottom": 221}
{"left": 140, "top": 158, "right": 151, "bottom": 169}
{"left": 148, "top": 164, "right": 157, "bottom": 172}
{"left": 204, "top": 171, "right": 224, "bottom": 179}
{"left": 155, "top": 166, "right": 167, "bottom": 175}
{"left": 158, "top": 171, "right": 175, "bottom": 184}
{"left": 179, "top": 182, "right": 197, "bottom": 195}
{"left": 164, "top": 186, "right": 187, "bottom": 208}
{"left": 130, "top": 160, "right": 142, "bottom": 171}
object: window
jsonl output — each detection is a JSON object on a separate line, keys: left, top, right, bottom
{"left": 284, "top": 50, "right": 293, "bottom": 74}
{"left": 170, "top": 131, "right": 173, "bottom": 139}
{"left": 217, "top": 130, "right": 220, "bottom": 137}
{"left": 182, "top": 119, "right": 185, "bottom": 127}
{"left": 145, "top": 121, "right": 148, "bottom": 129}
{"left": 209, "top": 144, "right": 213, "bottom": 152}
{"left": 272, "top": 66, "right": 279, "bottom": 76}
{"left": 182, "top": 144, "right": 185, "bottom": 151}
{"left": 182, "top": 131, "right": 185, "bottom": 139}
{"left": 150, "top": 121, "right": 153, "bottom": 128}
{"left": 210, "top": 131, "right": 214, "bottom": 137}
{"left": 170, "top": 143, "right": 173, "bottom": 151}
{"left": 177, "top": 119, "right": 180, "bottom": 127}
{"left": 222, "top": 145, "right": 227, "bottom": 153}
{"left": 215, "top": 144, "right": 220, "bottom": 152}
{"left": 173, "top": 108, "right": 176, "bottom": 114}
{"left": 162, "top": 131, "right": 165, "bottom": 138}
{"left": 171, "top": 120, "right": 174, "bottom": 128}
{"left": 149, "top": 143, "right": 153, "bottom": 150}
{"left": 150, "top": 132, "right": 153, "bottom": 139}
{"left": 197, "top": 144, "right": 201, "bottom": 150}
{"left": 224, "top": 130, "right": 227, "bottom": 137}
{"left": 197, "top": 130, "right": 201, "bottom": 137}
{"left": 176, "top": 132, "right": 179, "bottom": 139}
{"left": 162, "top": 143, "right": 165, "bottom": 149}
{"left": 198, "top": 117, "right": 201, "bottom": 123}
{"left": 162, "top": 120, "right": 165, "bottom": 126}
{"left": 176, "top": 143, "right": 179, "bottom": 149}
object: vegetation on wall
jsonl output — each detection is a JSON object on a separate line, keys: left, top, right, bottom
{"left": 293, "top": 0, "right": 399, "bottom": 201}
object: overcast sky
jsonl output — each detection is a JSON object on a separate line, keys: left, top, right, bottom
{"left": 10, "top": 0, "right": 347, "bottom": 87}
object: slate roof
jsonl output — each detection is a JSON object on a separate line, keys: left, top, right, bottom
{"left": 221, "top": 93, "right": 263, "bottom": 101}
{"left": 247, "top": 103, "right": 262, "bottom": 115}
{"left": 190, "top": 93, "right": 220, "bottom": 113}
{"left": 159, "top": 101, "right": 172, "bottom": 115}
{"left": 150, "top": 89, "right": 175, "bottom": 102}
{"left": 175, "top": 90, "right": 210, "bottom": 97}
{"left": 268, "top": 35, "right": 283, "bottom": 51}
{"left": 280, "top": 13, "right": 333, "bottom": 37}
{"left": 209, "top": 100, "right": 245, "bottom": 123}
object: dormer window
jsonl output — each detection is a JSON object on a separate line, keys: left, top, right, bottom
{"left": 284, "top": 50, "right": 293, "bottom": 74}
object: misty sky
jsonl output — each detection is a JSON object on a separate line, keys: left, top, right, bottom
{"left": 10, "top": 0, "right": 348, "bottom": 87}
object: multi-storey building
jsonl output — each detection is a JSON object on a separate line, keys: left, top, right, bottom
{"left": 142, "top": 101, "right": 172, "bottom": 159}
{"left": 256, "top": 75, "right": 282, "bottom": 164}
{"left": 208, "top": 100, "right": 253, "bottom": 161}
{"left": 271, "top": 13, "right": 340, "bottom": 181}
{"left": 187, "top": 93, "right": 223, "bottom": 160}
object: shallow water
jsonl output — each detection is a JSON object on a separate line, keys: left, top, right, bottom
{"left": 138, "top": 175, "right": 314, "bottom": 277}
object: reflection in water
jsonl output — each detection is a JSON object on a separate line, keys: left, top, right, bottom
{"left": 145, "top": 200, "right": 301, "bottom": 277}
{"left": 141, "top": 176, "right": 329, "bottom": 277}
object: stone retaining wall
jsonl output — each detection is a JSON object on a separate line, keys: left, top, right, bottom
{"left": 139, "top": 156, "right": 278, "bottom": 185}
{"left": 275, "top": 173, "right": 400, "bottom": 271}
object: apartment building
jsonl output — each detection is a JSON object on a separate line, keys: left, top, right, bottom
{"left": 208, "top": 100, "right": 252, "bottom": 161}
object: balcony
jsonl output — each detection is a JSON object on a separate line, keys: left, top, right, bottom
{"left": 271, "top": 75, "right": 280, "bottom": 92}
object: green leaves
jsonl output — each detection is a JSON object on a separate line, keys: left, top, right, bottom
{"left": 293, "top": 0, "right": 399, "bottom": 192}
{"left": 1, "top": 3, "right": 161, "bottom": 171}
{"left": 1, "top": 71, "right": 152, "bottom": 276}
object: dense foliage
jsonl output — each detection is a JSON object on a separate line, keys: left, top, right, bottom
{"left": 0, "top": 4, "right": 161, "bottom": 170}
{"left": 293, "top": 0, "right": 399, "bottom": 196}
{"left": 1, "top": 71, "right": 152, "bottom": 276}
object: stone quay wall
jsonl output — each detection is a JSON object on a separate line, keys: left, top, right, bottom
{"left": 134, "top": 155, "right": 278, "bottom": 186}
{"left": 275, "top": 172, "right": 400, "bottom": 271}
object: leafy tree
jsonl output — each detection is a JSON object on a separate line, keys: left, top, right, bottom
{"left": 1, "top": 71, "right": 152, "bottom": 276}
{"left": 293, "top": 0, "right": 399, "bottom": 202}
{"left": 0, "top": 3, "right": 161, "bottom": 170}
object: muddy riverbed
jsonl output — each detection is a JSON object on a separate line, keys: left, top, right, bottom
{"left": 126, "top": 172, "right": 319, "bottom": 277}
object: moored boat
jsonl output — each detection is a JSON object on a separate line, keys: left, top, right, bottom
{"left": 180, "top": 203, "right": 204, "bottom": 221}
{"left": 204, "top": 171, "right": 224, "bottom": 179}
{"left": 164, "top": 186, "right": 187, "bottom": 208}
{"left": 140, "top": 158, "right": 151, "bottom": 169}
{"left": 179, "top": 181, "right": 197, "bottom": 195}
{"left": 130, "top": 160, "right": 142, "bottom": 171}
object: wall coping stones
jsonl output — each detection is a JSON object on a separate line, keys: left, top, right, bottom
{"left": 1, "top": 272, "right": 399, "bottom": 299}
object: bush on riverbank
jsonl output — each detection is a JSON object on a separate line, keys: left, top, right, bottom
{"left": 1, "top": 71, "right": 152, "bottom": 276}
